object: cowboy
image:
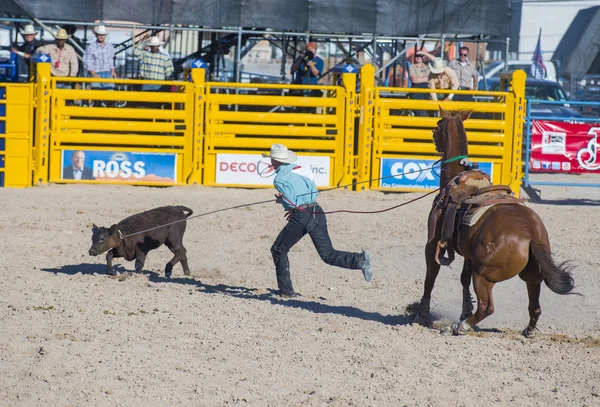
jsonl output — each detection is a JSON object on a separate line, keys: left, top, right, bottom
{"left": 134, "top": 34, "right": 174, "bottom": 92}
{"left": 35, "top": 28, "right": 79, "bottom": 87}
{"left": 428, "top": 57, "right": 459, "bottom": 101}
{"left": 263, "top": 144, "right": 373, "bottom": 298}
{"left": 11, "top": 24, "right": 42, "bottom": 80}
{"left": 83, "top": 24, "right": 117, "bottom": 93}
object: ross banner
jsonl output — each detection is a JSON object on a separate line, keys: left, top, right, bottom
{"left": 215, "top": 153, "right": 330, "bottom": 187}
{"left": 530, "top": 121, "right": 600, "bottom": 173}
{"left": 379, "top": 158, "right": 493, "bottom": 190}
{"left": 61, "top": 150, "right": 177, "bottom": 183}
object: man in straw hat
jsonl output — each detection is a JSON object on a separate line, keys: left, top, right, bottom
{"left": 262, "top": 143, "right": 373, "bottom": 298}
{"left": 84, "top": 25, "right": 117, "bottom": 93}
{"left": 427, "top": 57, "right": 459, "bottom": 101}
{"left": 134, "top": 33, "right": 173, "bottom": 92}
{"left": 36, "top": 28, "right": 79, "bottom": 86}
{"left": 11, "top": 24, "right": 42, "bottom": 80}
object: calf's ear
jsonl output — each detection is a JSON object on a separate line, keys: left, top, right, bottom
{"left": 108, "top": 224, "right": 118, "bottom": 235}
{"left": 92, "top": 223, "right": 98, "bottom": 232}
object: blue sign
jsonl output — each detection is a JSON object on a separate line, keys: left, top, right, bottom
{"left": 343, "top": 64, "right": 357, "bottom": 73}
{"left": 191, "top": 59, "right": 206, "bottom": 69}
{"left": 61, "top": 150, "right": 177, "bottom": 183}
{"left": 380, "top": 158, "right": 493, "bottom": 190}
{"left": 33, "top": 53, "right": 51, "bottom": 63}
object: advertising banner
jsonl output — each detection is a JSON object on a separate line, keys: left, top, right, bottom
{"left": 530, "top": 121, "right": 600, "bottom": 173}
{"left": 215, "top": 153, "right": 330, "bottom": 187}
{"left": 379, "top": 158, "right": 493, "bottom": 190}
{"left": 61, "top": 150, "right": 177, "bottom": 183}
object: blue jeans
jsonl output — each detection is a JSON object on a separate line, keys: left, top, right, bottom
{"left": 141, "top": 84, "right": 162, "bottom": 91}
{"left": 91, "top": 71, "right": 115, "bottom": 90}
{"left": 270, "top": 204, "right": 363, "bottom": 295}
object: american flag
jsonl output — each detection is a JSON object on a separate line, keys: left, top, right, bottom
{"left": 530, "top": 28, "right": 546, "bottom": 79}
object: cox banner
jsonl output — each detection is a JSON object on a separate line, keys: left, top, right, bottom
{"left": 61, "top": 150, "right": 177, "bottom": 183}
{"left": 216, "top": 153, "right": 330, "bottom": 186}
{"left": 380, "top": 158, "right": 493, "bottom": 190}
{"left": 530, "top": 121, "right": 600, "bottom": 173}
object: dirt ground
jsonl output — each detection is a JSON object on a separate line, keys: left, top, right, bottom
{"left": 1, "top": 175, "right": 599, "bottom": 406}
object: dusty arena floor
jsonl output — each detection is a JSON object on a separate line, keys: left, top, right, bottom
{"left": 1, "top": 177, "right": 599, "bottom": 406}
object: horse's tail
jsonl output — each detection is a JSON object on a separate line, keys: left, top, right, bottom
{"left": 530, "top": 241, "right": 577, "bottom": 295}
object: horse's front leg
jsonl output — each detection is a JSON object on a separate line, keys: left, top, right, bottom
{"left": 459, "top": 260, "right": 474, "bottom": 320}
{"left": 414, "top": 240, "right": 441, "bottom": 326}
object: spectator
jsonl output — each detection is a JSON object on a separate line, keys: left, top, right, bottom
{"left": 428, "top": 57, "right": 459, "bottom": 101}
{"left": 63, "top": 150, "right": 94, "bottom": 180}
{"left": 448, "top": 46, "right": 478, "bottom": 101}
{"left": 134, "top": 34, "right": 174, "bottom": 91}
{"left": 35, "top": 28, "right": 79, "bottom": 89}
{"left": 409, "top": 51, "right": 431, "bottom": 116}
{"left": 290, "top": 42, "right": 324, "bottom": 113}
{"left": 10, "top": 24, "right": 42, "bottom": 81}
{"left": 83, "top": 24, "right": 117, "bottom": 106}
{"left": 291, "top": 42, "right": 324, "bottom": 88}
{"left": 262, "top": 144, "right": 373, "bottom": 297}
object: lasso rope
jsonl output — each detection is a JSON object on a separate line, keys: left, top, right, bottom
{"left": 120, "top": 155, "right": 467, "bottom": 238}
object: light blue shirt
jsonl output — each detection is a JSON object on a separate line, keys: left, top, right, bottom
{"left": 274, "top": 163, "right": 318, "bottom": 211}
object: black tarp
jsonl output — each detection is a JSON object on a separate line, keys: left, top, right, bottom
{"left": 553, "top": 6, "right": 600, "bottom": 76}
{"left": 2, "top": 0, "right": 511, "bottom": 37}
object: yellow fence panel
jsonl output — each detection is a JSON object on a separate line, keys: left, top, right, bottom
{"left": 1, "top": 81, "right": 34, "bottom": 188}
{"left": 360, "top": 68, "right": 525, "bottom": 196}
{"left": 201, "top": 74, "right": 357, "bottom": 189}
{"left": 39, "top": 66, "right": 201, "bottom": 186}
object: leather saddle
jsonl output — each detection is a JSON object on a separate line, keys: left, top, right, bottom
{"left": 427, "top": 170, "right": 524, "bottom": 266}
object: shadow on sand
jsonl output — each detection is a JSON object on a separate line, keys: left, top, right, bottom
{"left": 41, "top": 263, "right": 413, "bottom": 327}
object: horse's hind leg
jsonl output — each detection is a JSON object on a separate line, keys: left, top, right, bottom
{"left": 523, "top": 281, "right": 542, "bottom": 338}
{"left": 519, "top": 262, "right": 543, "bottom": 338}
{"left": 460, "top": 260, "right": 474, "bottom": 320}
{"left": 453, "top": 271, "right": 495, "bottom": 335}
{"left": 414, "top": 241, "right": 441, "bottom": 326}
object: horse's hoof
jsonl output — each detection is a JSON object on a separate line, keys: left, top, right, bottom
{"left": 452, "top": 322, "right": 471, "bottom": 336}
{"left": 165, "top": 270, "right": 172, "bottom": 279}
{"left": 412, "top": 313, "right": 428, "bottom": 326}
{"left": 522, "top": 328, "right": 536, "bottom": 338}
{"left": 107, "top": 269, "right": 117, "bottom": 276}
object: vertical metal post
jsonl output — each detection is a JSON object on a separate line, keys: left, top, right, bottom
{"left": 524, "top": 98, "right": 532, "bottom": 188}
{"left": 440, "top": 34, "right": 445, "bottom": 60}
{"left": 505, "top": 37, "right": 510, "bottom": 66}
{"left": 281, "top": 33, "right": 287, "bottom": 82}
{"left": 235, "top": 27, "right": 242, "bottom": 83}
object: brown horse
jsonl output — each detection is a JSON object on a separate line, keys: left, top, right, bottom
{"left": 413, "top": 107, "right": 576, "bottom": 337}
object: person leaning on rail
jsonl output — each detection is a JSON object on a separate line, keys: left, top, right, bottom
{"left": 427, "top": 57, "right": 459, "bottom": 102}
{"left": 263, "top": 144, "right": 373, "bottom": 298}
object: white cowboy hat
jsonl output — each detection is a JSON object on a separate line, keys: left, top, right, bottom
{"left": 21, "top": 24, "right": 38, "bottom": 35}
{"left": 147, "top": 36, "right": 164, "bottom": 47}
{"left": 55, "top": 28, "right": 70, "bottom": 40}
{"left": 94, "top": 25, "right": 108, "bottom": 35}
{"left": 261, "top": 144, "right": 297, "bottom": 163}
{"left": 429, "top": 57, "right": 446, "bottom": 74}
